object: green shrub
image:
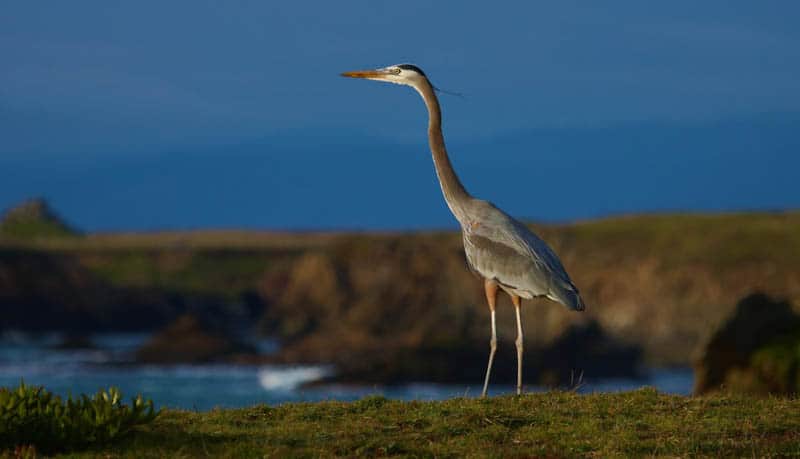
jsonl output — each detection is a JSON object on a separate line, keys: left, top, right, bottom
{"left": 0, "top": 381, "right": 159, "bottom": 453}
{"left": 749, "top": 328, "right": 800, "bottom": 393}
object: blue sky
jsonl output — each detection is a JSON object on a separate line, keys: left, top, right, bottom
{"left": 1, "top": 1, "right": 799, "bottom": 230}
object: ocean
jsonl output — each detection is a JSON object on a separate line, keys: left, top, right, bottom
{"left": 0, "top": 332, "right": 693, "bottom": 411}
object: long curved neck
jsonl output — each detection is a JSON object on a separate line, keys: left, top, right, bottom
{"left": 416, "top": 81, "right": 472, "bottom": 221}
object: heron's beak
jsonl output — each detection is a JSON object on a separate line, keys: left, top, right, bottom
{"left": 341, "top": 69, "right": 391, "bottom": 80}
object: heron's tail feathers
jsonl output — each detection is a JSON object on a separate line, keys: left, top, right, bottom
{"left": 570, "top": 291, "right": 586, "bottom": 312}
{"left": 549, "top": 285, "right": 586, "bottom": 312}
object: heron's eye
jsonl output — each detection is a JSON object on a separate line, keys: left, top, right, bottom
{"left": 391, "top": 68, "right": 401, "bottom": 75}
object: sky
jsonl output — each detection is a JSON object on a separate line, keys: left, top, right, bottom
{"left": 1, "top": 1, "right": 799, "bottom": 231}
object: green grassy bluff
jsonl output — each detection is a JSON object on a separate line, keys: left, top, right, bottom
{"left": 52, "top": 389, "right": 800, "bottom": 457}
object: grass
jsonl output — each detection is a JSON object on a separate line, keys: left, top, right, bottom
{"left": 76, "top": 249, "right": 290, "bottom": 298}
{"left": 5, "top": 211, "right": 799, "bottom": 294}
{"left": 0, "top": 229, "right": 344, "bottom": 251}
{"left": 553, "top": 211, "right": 800, "bottom": 270}
{"left": 53, "top": 389, "right": 800, "bottom": 458}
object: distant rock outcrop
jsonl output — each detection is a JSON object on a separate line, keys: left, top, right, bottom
{"left": 537, "top": 320, "right": 643, "bottom": 386}
{"left": 135, "top": 314, "right": 256, "bottom": 364}
{"left": 0, "top": 198, "right": 78, "bottom": 239}
{"left": 52, "top": 334, "right": 95, "bottom": 350}
{"left": 694, "top": 293, "right": 800, "bottom": 395}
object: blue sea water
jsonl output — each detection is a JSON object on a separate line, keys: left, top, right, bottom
{"left": 0, "top": 332, "right": 693, "bottom": 411}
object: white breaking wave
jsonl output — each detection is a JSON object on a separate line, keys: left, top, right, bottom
{"left": 257, "top": 365, "right": 332, "bottom": 392}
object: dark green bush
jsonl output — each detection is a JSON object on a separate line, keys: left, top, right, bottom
{"left": 0, "top": 381, "right": 159, "bottom": 453}
{"left": 749, "top": 328, "right": 800, "bottom": 393}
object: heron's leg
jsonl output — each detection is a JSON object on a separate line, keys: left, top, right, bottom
{"left": 481, "top": 279, "right": 499, "bottom": 398}
{"left": 512, "top": 295, "right": 524, "bottom": 395}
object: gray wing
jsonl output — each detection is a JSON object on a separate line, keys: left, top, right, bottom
{"left": 462, "top": 200, "right": 584, "bottom": 311}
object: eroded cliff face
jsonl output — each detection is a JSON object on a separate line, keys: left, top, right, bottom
{"left": 257, "top": 215, "right": 800, "bottom": 369}
{"left": 0, "top": 248, "right": 262, "bottom": 333}
{"left": 0, "top": 249, "right": 176, "bottom": 331}
{"left": 1, "top": 212, "right": 799, "bottom": 375}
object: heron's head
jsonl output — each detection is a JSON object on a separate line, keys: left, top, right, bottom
{"left": 341, "top": 63, "right": 428, "bottom": 88}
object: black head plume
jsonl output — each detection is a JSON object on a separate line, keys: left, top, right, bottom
{"left": 396, "top": 64, "right": 426, "bottom": 76}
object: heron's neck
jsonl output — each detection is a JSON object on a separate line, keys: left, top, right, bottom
{"left": 416, "top": 81, "right": 472, "bottom": 221}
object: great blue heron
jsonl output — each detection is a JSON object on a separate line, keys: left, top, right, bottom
{"left": 342, "top": 64, "right": 585, "bottom": 397}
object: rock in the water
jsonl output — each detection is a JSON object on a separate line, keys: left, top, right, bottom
{"left": 694, "top": 292, "right": 800, "bottom": 395}
{"left": 538, "top": 320, "right": 643, "bottom": 387}
{"left": 52, "top": 334, "right": 95, "bottom": 349}
{"left": 135, "top": 314, "right": 255, "bottom": 364}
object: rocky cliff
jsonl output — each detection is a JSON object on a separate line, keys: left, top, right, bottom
{"left": 1, "top": 207, "right": 799, "bottom": 382}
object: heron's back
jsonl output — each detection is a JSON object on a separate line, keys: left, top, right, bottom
{"left": 461, "top": 200, "right": 584, "bottom": 311}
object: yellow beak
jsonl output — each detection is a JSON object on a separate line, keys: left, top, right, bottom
{"left": 341, "top": 69, "right": 388, "bottom": 79}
